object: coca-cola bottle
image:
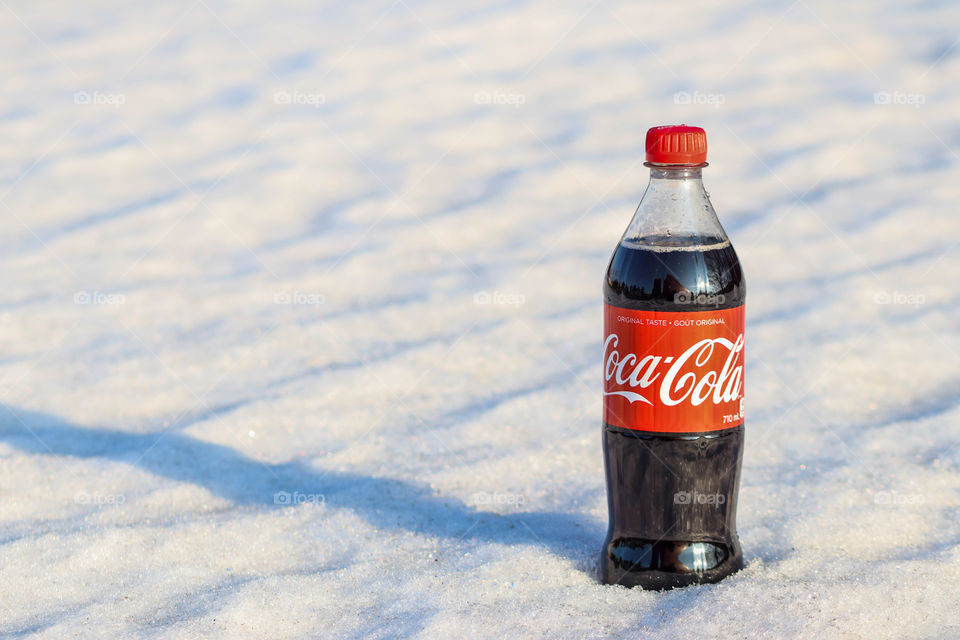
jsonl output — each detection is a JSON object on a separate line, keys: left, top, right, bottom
{"left": 600, "top": 125, "right": 746, "bottom": 589}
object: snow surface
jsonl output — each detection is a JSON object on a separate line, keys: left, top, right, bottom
{"left": 1, "top": 0, "right": 960, "bottom": 638}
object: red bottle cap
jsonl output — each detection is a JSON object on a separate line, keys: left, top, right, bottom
{"left": 645, "top": 125, "right": 707, "bottom": 165}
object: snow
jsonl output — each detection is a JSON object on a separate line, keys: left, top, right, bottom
{"left": 1, "top": 0, "right": 959, "bottom": 637}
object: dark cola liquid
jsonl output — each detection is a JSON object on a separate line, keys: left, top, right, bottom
{"left": 601, "top": 234, "right": 745, "bottom": 589}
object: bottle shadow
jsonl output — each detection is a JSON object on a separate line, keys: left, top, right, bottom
{"left": 0, "top": 405, "right": 601, "bottom": 569}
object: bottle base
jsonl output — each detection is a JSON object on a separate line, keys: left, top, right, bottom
{"left": 600, "top": 538, "right": 743, "bottom": 590}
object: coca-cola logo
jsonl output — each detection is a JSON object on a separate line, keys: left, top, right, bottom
{"left": 603, "top": 333, "right": 744, "bottom": 408}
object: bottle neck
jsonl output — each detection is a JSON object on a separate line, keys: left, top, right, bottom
{"left": 647, "top": 165, "right": 704, "bottom": 180}
{"left": 619, "top": 164, "right": 727, "bottom": 246}
{"left": 646, "top": 165, "right": 705, "bottom": 196}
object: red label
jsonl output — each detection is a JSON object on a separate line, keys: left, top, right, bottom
{"left": 603, "top": 304, "right": 745, "bottom": 433}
